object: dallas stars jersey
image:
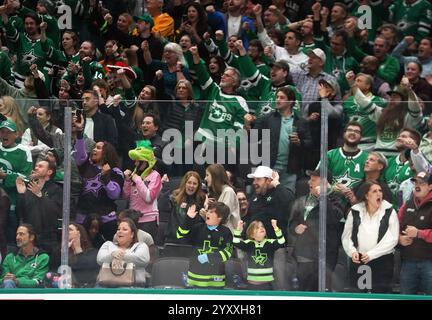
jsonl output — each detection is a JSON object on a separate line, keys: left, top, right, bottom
{"left": 5, "top": 21, "right": 54, "bottom": 88}
{"left": 343, "top": 92, "right": 387, "bottom": 151}
{"left": 350, "top": 0, "right": 386, "bottom": 42}
{"left": 41, "top": 38, "right": 80, "bottom": 67}
{"left": 389, "top": 0, "right": 432, "bottom": 42}
{"left": 384, "top": 154, "right": 413, "bottom": 207}
{"left": 62, "top": 55, "right": 105, "bottom": 84}
{"left": 299, "top": 42, "right": 317, "bottom": 55}
{"left": 17, "top": 6, "right": 61, "bottom": 49}
{"left": 0, "top": 51, "right": 15, "bottom": 85}
{"left": 177, "top": 215, "right": 233, "bottom": 288}
{"left": 192, "top": 59, "right": 249, "bottom": 146}
{"left": 0, "top": 143, "right": 33, "bottom": 206}
{"left": 233, "top": 228, "right": 285, "bottom": 283}
{"left": 325, "top": 147, "right": 368, "bottom": 189}
{"left": 313, "top": 36, "right": 359, "bottom": 95}
{"left": 236, "top": 55, "right": 302, "bottom": 118}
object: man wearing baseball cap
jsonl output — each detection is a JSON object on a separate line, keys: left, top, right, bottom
{"left": 0, "top": 119, "right": 33, "bottom": 248}
{"left": 245, "top": 166, "right": 294, "bottom": 290}
{"left": 398, "top": 171, "right": 432, "bottom": 294}
{"left": 290, "top": 47, "right": 340, "bottom": 117}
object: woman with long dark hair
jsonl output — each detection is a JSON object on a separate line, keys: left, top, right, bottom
{"left": 342, "top": 180, "right": 399, "bottom": 293}
{"left": 374, "top": 77, "right": 423, "bottom": 158}
{"left": 22, "top": 106, "right": 62, "bottom": 161}
{"left": 97, "top": 218, "right": 150, "bottom": 287}
{"left": 73, "top": 116, "right": 124, "bottom": 242}
{"left": 205, "top": 164, "right": 240, "bottom": 232}
{"left": 68, "top": 222, "right": 98, "bottom": 287}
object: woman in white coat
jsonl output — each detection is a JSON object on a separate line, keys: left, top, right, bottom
{"left": 97, "top": 218, "right": 150, "bottom": 287}
{"left": 342, "top": 180, "right": 399, "bottom": 293}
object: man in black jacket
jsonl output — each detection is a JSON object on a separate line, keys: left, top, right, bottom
{"left": 16, "top": 159, "right": 62, "bottom": 270}
{"left": 133, "top": 113, "right": 167, "bottom": 175}
{"left": 254, "top": 86, "right": 312, "bottom": 194}
{"left": 82, "top": 90, "right": 118, "bottom": 148}
{"left": 246, "top": 165, "right": 294, "bottom": 290}
{"left": 289, "top": 169, "right": 344, "bottom": 291}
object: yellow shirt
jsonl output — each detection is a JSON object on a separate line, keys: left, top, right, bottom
{"left": 152, "top": 13, "right": 174, "bottom": 38}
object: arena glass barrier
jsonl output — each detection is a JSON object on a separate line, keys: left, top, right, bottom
{"left": 0, "top": 97, "right": 429, "bottom": 300}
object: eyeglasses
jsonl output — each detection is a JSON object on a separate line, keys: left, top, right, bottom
{"left": 346, "top": 128, "right": 361, "bottom": 135}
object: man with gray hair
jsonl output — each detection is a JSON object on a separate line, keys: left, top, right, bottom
{"left": 187, "top": 45, "right": 248, "bottom": 161}
{"left": 343, "top": 152, "right": 393, "bottom": 205}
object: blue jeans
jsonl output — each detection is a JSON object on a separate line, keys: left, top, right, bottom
{"left": 1, "top": 279, "right": 17, "bottom": 288}
{"left": 400, "top": 260, "right": 432, "bottom": 295}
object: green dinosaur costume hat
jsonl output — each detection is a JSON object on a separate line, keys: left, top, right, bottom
{"left": 128, "top": 140, "right": 156, "bottom": 179}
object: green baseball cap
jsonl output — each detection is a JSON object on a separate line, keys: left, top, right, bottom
{"left": 0, "top": 119, "right": 17, "bottom": 132}
{"left": 134, "top": 13, "right": 154, "bottom": 29}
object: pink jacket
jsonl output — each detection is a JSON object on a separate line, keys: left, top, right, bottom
{"left": 123, "top": 170, "right": 162, "bottom": 223}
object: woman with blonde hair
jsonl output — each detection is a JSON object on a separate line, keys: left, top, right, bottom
{"left": 0, "top": 96, "right": 25, "bottom": 136}
{"left": 143, "top": 40, "right": 191, "bottom": 97}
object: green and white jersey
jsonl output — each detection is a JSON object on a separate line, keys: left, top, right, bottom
{"left": 384, "top": 154, "right": 413, "bottom": 207}
{"left": 419, "top": 133, "right": 432, "bottom": 163}
{"left": 343, "top": 92, "right": 387, "bottom": 151}
{"left": 0, "top": 51, "right": 15, "bottom": 85}
{"left": 5, "top": 20, "right": 54, "bottom": 88}
{"left": 325, "top": 147, "right": 369, "bottom": 188}
{"left": 62, "top": 55, "right": 105, "bottom": 85}
{"left": 236, "top": 55, "right": 302, "bottom": 118}
{"left": 17, "top": 6, "right": 61, "bottom": 49}
{"left": 193, "top": 60, "right": 249, "bottom": 146}
{"left": 0, "top": 144, "right": 33, "bottom": 205}
{"left": 389, "top": 0, "right": 432, "bottom": 42}
{"left": 350, "top": 0, "right": 386, "bottom": 42}
{"left": 42, "top": 38, "right": 80, "bottom": 66}
{"left": 299, "top": 42, "right": 317, "bottom": 55}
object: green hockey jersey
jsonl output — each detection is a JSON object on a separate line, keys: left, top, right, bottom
{"left": 233, "top": 228, "right": 285, "bottom": 283}
{"left": 384, "top": 154, "right": 413, "bottom": 206}
{"left": 0, "top": 51, "right": 15, "bottom": 85}
{"left": 236, "top": 55, "right": 302, "bottom": 117}
{"left": 389, "top": 0, "right": 432, "bottom": 42}
{"left": 191, "top": 59, "right": 249, "bottom": 146}
{"left": 0, "top": 144, "right": 33, "bottom": 206}
{"left": 5, "top": 20, "right": 54, "bottom": 87}
{"left": 17, "top": 6, "right": 61, "bottom": 49}
{"left": 314, "top": 36, "right": 359, "bottom": 95}
{"left": 326, "top": 147, "right": 369, "bottom": 189}
{"left": 343, "top": 91, "right": 387, "bottom": 150}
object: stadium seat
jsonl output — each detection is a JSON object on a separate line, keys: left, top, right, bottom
{"left": 150, "top": 257, "right": 190, "bottom": 288}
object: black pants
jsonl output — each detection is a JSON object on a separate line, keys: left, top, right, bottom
{"left": 349, "top": 253, "right": 394, "bottom": 293}
{"left": 100, "top": 220, "right": 118, "bottom": 243}
{"left": 139, "top": 220, "right": 159, "bottom": 241}
{"left": 247, "top": 282, "right": 272, "bottom": 290}
{"left": 297, "top": 261, "right": 334, "bottom": 291}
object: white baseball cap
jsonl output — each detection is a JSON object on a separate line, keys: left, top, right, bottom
{"left": 307, "top": 48, "right": 326, "bottom": 64}
{"left": 247, "top": 166, "right": 273, "bottom": 179}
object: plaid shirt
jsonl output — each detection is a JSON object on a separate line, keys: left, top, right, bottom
{"left": 291, "top": 68, "right": 340, "bottom": 117}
